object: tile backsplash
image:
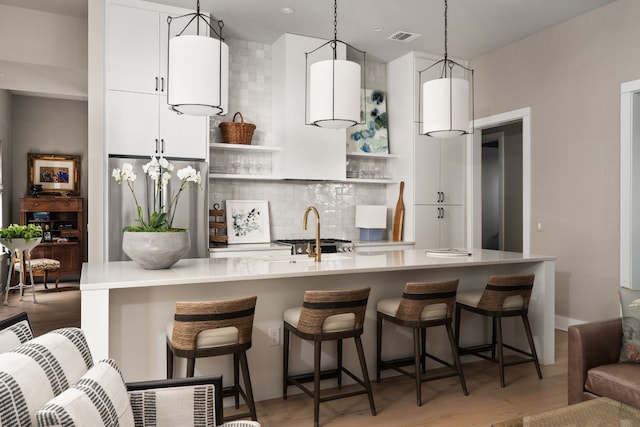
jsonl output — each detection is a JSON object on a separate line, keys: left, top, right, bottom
{"left": 210, "top": 37, "right": 389, "bottom": 241}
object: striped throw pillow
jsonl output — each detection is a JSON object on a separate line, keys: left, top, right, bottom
{"left": 36, "top": 359, "right": 134, "bottom": 427}
{"left": 0, "top": 319, "right": 33, "bottom": 353}
{"left": 0, "top": 328, "right": 93, "bottom": 426}
{"left": 128, "top": 383, "right": 216, "bottom": 426}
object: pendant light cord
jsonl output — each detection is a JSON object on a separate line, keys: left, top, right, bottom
{"left": 444, "top": 0, "right": 448, "bottom": 61}
{"left": 332, "top": 0, "right": 338, "bottom": 60}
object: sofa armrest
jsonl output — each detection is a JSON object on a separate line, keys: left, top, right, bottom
{"left": 127, "top": 375, "right": 224, "bottom": 426}
{"left": 568, "top": 318, "right": 622, "bottom": 404}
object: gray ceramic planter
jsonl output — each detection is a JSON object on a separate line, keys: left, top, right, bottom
{"left": 122, "top": 231, "right": 190, "bottom": 269}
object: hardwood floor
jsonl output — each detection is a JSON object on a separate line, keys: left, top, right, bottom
{"left": 1, "top": 285, "right": 568, "bottom": 426}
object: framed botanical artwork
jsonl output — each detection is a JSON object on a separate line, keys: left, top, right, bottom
{"left": 346, "top": 89, "right": 389, "bottom": 154}
{"left": 226, "top": 200, "right": 271, "bottom": 244}
{"left": 28, "top": 153, "right": 80, "bottom": 196}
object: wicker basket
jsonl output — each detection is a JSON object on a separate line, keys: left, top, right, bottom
{"left": 219, "top": 112, "right": 256, "bottom": 145}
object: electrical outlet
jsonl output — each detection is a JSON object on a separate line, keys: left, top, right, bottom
{"left": 268, "top": 327, "right": 281, "bottom": 346}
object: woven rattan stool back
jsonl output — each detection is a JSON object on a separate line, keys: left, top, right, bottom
{"left": 171, "top": 295, "right": 257, "bottom": 351}
{"left": 395, "top": 279, "right": 458, "bottom": 322}
{"left": 477, "top": 274, "right": 534, "bottom": 312}
{"left": 296, "top": 287, "right": 370, "bottom": 335}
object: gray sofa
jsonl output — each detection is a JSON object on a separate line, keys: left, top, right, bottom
{"left": 0, "top": 325, "right": 260, "bottom": 427}
{"left": 568, "top": 318, "right": 640, "bottom": 407}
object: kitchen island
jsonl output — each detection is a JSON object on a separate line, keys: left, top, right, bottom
{"left": 81, "top": 249, "right": 555, "bottom": 401}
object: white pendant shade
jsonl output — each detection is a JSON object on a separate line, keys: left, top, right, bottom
{"left": 309, "top": 59, "right": 361, "bottom": 129}
{"left": 422, "top": 77, "right": 469, "bottom": 138}
{"left": 168, "top": 35, "right": 229, "bottom": 116}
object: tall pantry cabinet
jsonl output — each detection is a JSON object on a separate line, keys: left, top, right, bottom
{"left": 105, "top": 0, "right": 207, "bottom": 159}
{"left": 388, "top": 52, "right": 466, "bottom": 249}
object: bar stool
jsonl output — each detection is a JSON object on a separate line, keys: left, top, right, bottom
{"left": 166, "top": 295, "right": 258, "bottom": 422}
{"left": 376, "top": 279, "right": 468, "bottom": 406}
{"left": 454, "top": 274, "right": 543, "bottom": 387}
{"left": 283, "top": 287, "right": 376, "bottom": 427}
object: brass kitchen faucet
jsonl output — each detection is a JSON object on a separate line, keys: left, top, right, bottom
{"left": 303, "top": 206, "right": 321, "bottom": 262}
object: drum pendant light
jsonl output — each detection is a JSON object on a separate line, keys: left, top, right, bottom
{"left": 167, "top": 0, "right": 228, "bottom": 116}
{"left": 419, "top": 0, "right": 474, "bottom": 138}
{"left": 305, "top": 0, "right": 366, "bottom": 129}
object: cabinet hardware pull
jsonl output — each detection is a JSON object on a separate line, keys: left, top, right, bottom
{"left": 160, "top": 77, "right": 164, "bottom": 92}
{"left": 155, "top": 138, "right": 159, "bottom": 153}
{"left": 160, "top": 139, "right": 165, "bottom": 153}
{"left": 155, "top": 77, "right": 159, "bottom": 91}
{"left": 441, "top": 192, "right": 445, "bottom": 203}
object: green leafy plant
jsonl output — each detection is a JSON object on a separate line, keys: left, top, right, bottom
{"left": 0, "top": 223, "right": 43, "bottom": 242}
{"left": 112, "top": 156, "right": 202, "bottom": 232}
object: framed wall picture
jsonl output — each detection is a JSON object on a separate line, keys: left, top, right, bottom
{"left": 346, "top": 89, "right": 389, "bottom": 154}
{"left": 226, "top": 200, "right": 271, "bottom": 244}
{"left": 43, "top": 231, "right": 53, "bottom": 242}
{"left": 28, "top": 153, "right": 80, "bottom": 196}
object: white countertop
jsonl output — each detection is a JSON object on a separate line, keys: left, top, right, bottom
{"left": 81, "top": 249, "right": 555, "bottom": 291}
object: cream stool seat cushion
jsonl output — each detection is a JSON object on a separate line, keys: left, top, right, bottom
{"left": 14, "top": 258, "right": 60, "bottom": 271}
{"left": 456, "top": 290, "right": 524, "bottom": 310}
{"left": 284, "top": 307, "right": 356, "bottom": 333}
{"left": 377, "top": 297, "right": 448, "bottom": 320}
{"left": 165, "top": 322, "right": 239, "bottom": 349}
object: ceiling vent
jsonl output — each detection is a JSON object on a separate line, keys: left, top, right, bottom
{"left": 388, "top": 31, "right": 421, "bottom": 43}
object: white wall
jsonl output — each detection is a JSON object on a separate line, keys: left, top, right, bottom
{"left": 471, "top": 0, "right": 640, "bottom": 323}
{"left": 0, "top": 5, "right": 87, "bottom": 99}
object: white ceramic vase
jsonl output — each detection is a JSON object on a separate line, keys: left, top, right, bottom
{"left": 122, "top": 231, "right": 190, "bottom": 269}
{"left": 0, "top": 237, "right": 42, "bottom": 254}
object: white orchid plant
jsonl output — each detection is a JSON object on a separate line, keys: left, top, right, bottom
{"left": 112, "top": 156, "right": 202, "bottom": 232}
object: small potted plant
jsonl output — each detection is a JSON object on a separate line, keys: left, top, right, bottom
{"left": 0, "top": 223, "right": 43, "bottom": 254}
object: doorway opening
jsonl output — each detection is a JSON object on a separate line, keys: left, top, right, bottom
{"left": 481, "top": 122, "right": 523, "bottom": 252}
{"left": 468, "top": 107, "right": 530, "bottom": 254}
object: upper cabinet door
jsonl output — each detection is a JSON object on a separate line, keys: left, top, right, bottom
{"left": 439, "top": 138, "right": 465, "bottom": 205}
{"left": 106, "top": 90, "right": 160, "bottom": 156}
{"left": 108, "top": 4, "right": 161, "bottom": 94}
{"left": 159, "top": 98, "right": 207, "bottom": 159}
{"left": 414, "top": 137, "right": 441, "bottom": 205}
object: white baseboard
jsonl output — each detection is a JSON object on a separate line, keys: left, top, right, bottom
{"left": 555, "top": 315, "right": 586, "bottom": 331}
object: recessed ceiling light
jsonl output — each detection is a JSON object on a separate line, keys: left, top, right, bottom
{"left": 372, "top": 26, "right": 384, "bottom": 32}
{"left": 281, "top": 7, "right": 294, "bottom": 14}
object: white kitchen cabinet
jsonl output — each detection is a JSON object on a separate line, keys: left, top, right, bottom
{"left": 388, "top": 52, "right": 467, "bottom": 250}
{"left": 106, "top": 89, "right": 207, "bottom": 159}
{"left": 272, "top": 33, "right": 346, "bottom": 180}
{"left": 106, "top": 0, "right": 207, "bottom": 159}
{"left": 108, "top": 3, "right": 165, "bottom": 94}
{"left": 415, "top": 205, "right": 465, "bottom": 249}
{"left": 415, "top": 137, "right": 465, "bottom": 205}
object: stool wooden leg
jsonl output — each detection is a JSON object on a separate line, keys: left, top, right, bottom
{"left": 166, "top": 344, "right": 174, "bottom": 379}
{"left": 522, "top": 314, "right": 543, "bottom": 379}
{"left": 446, "top": 322, "right": 468, "bottom": 395}
{"left": 283, "top": 324, "right": 290, "bottom": 399}
{"left": 54, "top": 269, "right": 60, "bottom": 290}
{"left": 420, "top": 327, "right": 427, "bottom": 374}
{"left": 376, "top": 314, "right": 382, "bottom": 382}
{"left": 454, "top": 304, "right": 462, "bottom": 350}
{"left": 496, "top": 316, "right": 505, "bottom": 387}
{"left": 354, "top": 334, "right": 376, "bottom": 416}
{"left": 239, "top": 351, "right": 258, "bottom": 421}
{"left": 337, "top": 339, "right": 343, "bottom": 389}
{"left": 313, "top": 340, "right": 322, "bottom": 427}
{"left": 234, "top": 353, "right": 240, "bottom": 408}
{"left": 43, "top": 271, "right": 49, "bottom": 290}
{"left": 413, "top": 327, "right": 422, "bottom": 406}
{"left": 186, "top": 358, "right": 196, "bottom": 378}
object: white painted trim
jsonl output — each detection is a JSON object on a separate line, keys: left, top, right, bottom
{"left": 467, "top": 107, "right": 531, "bottom": 255}
{"left": 555, "top": 315, "right": 587, "bottom": 332}
{"left": 620, "top": 79, "right": 640, "bottom": 288}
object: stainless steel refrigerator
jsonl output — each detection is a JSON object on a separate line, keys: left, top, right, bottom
{"left": 108, "top": 155, "right": 209, "bottom": 261}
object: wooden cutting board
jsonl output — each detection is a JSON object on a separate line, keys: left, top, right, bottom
{"left": 392, "top": 181, "right": 405, "bottom": 241}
